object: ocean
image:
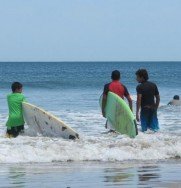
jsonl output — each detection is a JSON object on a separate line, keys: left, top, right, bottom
{"left": 0, "top": 61, "right": 180, "bottom": 187}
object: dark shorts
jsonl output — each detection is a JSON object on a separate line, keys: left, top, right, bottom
{"left": 7, "top": 125, "right": 24, "bottom": 138}
{"left": 140, "top": 108, "right": 159, "bottom": 132}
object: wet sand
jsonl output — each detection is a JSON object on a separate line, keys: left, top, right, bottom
{"left": 0, "top": 160, "right": 180, "bottom": 188}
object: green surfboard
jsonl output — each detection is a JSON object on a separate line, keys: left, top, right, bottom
{"left": 100, "top": 92, "right": 138, "bottom": 138}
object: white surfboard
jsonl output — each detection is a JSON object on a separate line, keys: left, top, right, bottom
{"left": 22, "top": 102, "right": 79, "bottom": 139}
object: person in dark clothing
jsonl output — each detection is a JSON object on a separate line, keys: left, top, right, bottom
{"left": 135, "top": 69, "right": 160, "bottom": 132}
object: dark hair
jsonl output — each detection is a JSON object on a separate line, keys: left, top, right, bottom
{"left": 11, "top": 82, "right": 23, "bottom": 92}
{"left": 135, "top": 69, "right": 149, "bottom": 81}
{"left": 111, "top": 70, "right": 120, "bottom": 80}
{"left": 173, "top": 95, "right": 179, "bottom": 100}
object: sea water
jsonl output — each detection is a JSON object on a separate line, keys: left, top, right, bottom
{"left": 0, "top": 62, "right": 180, "bottom": 187}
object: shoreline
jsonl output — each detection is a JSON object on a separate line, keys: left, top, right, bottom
{"left": 0, "top": 158, "right": 180, "bottom": 165}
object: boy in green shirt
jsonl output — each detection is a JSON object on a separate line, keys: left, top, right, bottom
{"left": 6, "top": 82, "right": 26, "bottom": 137}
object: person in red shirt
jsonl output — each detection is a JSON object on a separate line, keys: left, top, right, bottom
{"left": 102, "top": 70, "right": 133, "bottom": 119}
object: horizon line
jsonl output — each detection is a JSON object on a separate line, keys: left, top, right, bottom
{"left": 0, "top": 60, "right": 181, "bottom": 63}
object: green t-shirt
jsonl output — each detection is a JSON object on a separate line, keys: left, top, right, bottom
{"left": 6, "top": 93, "right": 26, "bottom": 129}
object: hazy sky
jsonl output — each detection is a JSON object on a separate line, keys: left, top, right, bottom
{"left": 0, "top": 0, "right": 181, "bottom": 61}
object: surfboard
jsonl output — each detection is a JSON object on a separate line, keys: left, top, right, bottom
{"left": 99, "top": 92, "right": 138, "bottom": 138}
{"left": 22, "top": 102, "right": 79, "bottom": 139}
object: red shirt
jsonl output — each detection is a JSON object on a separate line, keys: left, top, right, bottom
{"left": 103, "top": 81, "right": 129, "bottom": 99}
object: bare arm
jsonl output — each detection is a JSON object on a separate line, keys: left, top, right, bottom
{"left": 102, "top": 94, "right": 107, "bottom": 117}
{"left": 136, "top": 94, "right": 142, "bottom": 121}
{"left": 125, "top": 95, "right": 133, "bottom": 111}
{"left": 155, "top": 95, "right": 160, "bottom": 109}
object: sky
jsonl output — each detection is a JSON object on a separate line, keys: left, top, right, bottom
{"left": 0, "top": 0, "right": 181, "bottom": 62}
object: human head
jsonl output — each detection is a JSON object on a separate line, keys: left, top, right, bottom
{"left": 111, "top": 70, "right": 120, "bottom": 81}
{"left": 173, "top": 95, "right": 179, "bottom": 100}
{"left": 135, "top": 69, "right": 149, "bottom": 83}
{"left": 11, "top": 82, "right": 23, "bottom": 93}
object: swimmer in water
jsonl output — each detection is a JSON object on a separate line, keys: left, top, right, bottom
{"left": 168, "top": 95, "right": 181, "bottom": 106}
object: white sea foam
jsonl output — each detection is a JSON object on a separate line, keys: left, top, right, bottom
{"left": 0, "top": 131, "right": 180, "bottom": 163}
{"left": 0, "top": 106, "right": 180, "bottom": 163}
